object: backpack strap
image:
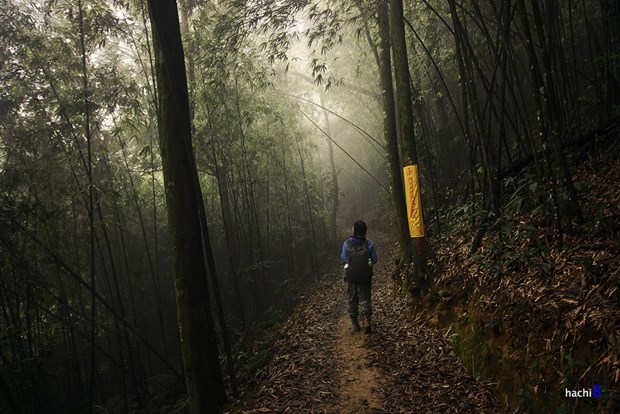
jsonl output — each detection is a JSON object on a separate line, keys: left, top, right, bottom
{"left": 345, "top": 239, "right": 352, "bottom": 263}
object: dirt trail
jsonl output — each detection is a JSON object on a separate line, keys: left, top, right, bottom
{"left": 333, "top": 313, "right": 383, "bottom": 413}
{"left": 228, "top": 233, "right": 500, "bottom": 413}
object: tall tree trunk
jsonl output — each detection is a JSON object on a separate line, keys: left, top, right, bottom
{"left": 207, "top": 114, "right": 246, "bottom": 329}
{"left": 389, "top": 0, "right": 434, "bottom": 283}
{"left": 233, "top": 78, "right": 269, "bottom": 306}
{"left": 448, "top": 0, "right": 496, "bottom": 216}
{"left": 115, "top": 135, "right": 169, "bottom": 361}
{"left": 319, "top": 93, "right": 339, "bottom": 246}
{"left": 77, "top": 0, "right": 97, "bottom": 410}
{"left": 182, "top": 4, "right": 238, "bottom": 396}
{"left": 517, "top": 0, "right": 564, "bottom": 244}
{"left": 530, "top": 0, "right": 583, "bottom": 224}
{"left": 146, "top": 1, "right": 226, "bottom": 412}
{"left": 281, "top": 133, "right": 298, "bottom": 287}
{"left": 377, "top": 0, "right": 411, "bottom": 265}
{"left": 296, "top": 138, "right": 320, "bottom": 277}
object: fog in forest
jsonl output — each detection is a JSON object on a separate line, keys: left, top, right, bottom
{"left": 1, "top": 0, "right": 618, "bottom": 413}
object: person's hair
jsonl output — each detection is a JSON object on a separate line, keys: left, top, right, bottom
{"left": 353, "top": 220, "right": 367, "bottom": 237}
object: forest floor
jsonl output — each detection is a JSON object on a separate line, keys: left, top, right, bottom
{"left": 423, "top": 134, "right": 620, "bottom": 412}
{"left": 225, "top": 232, "right": 500, "bottom": 413}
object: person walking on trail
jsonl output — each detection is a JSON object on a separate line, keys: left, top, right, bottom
{"left": 341, "top": 220, "right": 378, "bottom": 334}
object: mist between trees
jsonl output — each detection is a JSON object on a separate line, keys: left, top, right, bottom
{"left": 0, "top": 0, "right": 618, "bottom": 412}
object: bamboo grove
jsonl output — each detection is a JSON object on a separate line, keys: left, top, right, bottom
{"left": 0, "top": 0, "right": 618, "bottom": 412}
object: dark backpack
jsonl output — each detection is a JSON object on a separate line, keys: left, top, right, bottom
{"left": 346, "top": 239, "right": 373, "bottom": 284}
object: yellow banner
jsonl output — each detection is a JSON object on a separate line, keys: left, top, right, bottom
{"left": 403, "top": 164, "right": 425, "bottom": 238}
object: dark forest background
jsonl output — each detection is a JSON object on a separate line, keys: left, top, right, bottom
{"left": 0, "top": 0, "right": 618, "bottom": 412}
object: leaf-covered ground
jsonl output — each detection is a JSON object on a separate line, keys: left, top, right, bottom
{"left": 425, "top": 136, "right": 620, "bottom": 412}
{"left": 225, "top": 233, "right": 500, "bottom": 413}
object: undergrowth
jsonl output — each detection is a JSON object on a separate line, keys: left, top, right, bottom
{"left": 414, "top": 136, "right": 620, "bottom": 413}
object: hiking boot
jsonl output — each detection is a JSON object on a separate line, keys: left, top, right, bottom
{"left": 351, "top": 319, "right": 361, "bottom": 333}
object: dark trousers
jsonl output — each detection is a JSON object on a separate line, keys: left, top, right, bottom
{"left": 347, "top": 282, "right": 372, "bottom": 321}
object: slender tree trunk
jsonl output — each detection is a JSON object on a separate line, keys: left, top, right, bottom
{"left": 319, "top": 93, "right": 339, "bottom": 246}
{"left": 206, "top": 109, "right": 246, "bottom": 329}
{"left": 296, "top": 138, "right": 320, "bottom": 277}
{"left": 233, "top": 78, "right": 269, "bottom": 306}
{"left": 448, "top": 0, "right": 497, "bottom": 215}
{"left": 377, "top": 0, "right": 411, "bottom": 265}
{"left": 354, "top": 0, "right": 381, "bottom": 70}
{"left": 389, "top": 0, "right": 434, "bottom": 283}
{"left": 116, "top": 137, "right": 169, "bottom": 358}
{"left": 517, "top": 0, "right": 564, "bottom": 244}
{"left": 76, "top": 0, "right": 97, "bottom": 410}
{"left": 530, "top": 0, "right": 583, "bottom": 224}
{"left": 281, "top": 133, "right": 298, "bottom": 287}
{"left": 146, "top": 0, "right": 226, "bottom": 412}
{"left": 178, "top": 9, "right": 238, "bottom": 389}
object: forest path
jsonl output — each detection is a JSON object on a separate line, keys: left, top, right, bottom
{"left": 228, "top": 232, "right": 500, "bottom": 413}
{"left": 332, "top": 311, "right": 383, "bottom": 413}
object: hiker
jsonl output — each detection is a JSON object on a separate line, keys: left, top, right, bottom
{"left": 341, "top": 220, "right": 378, "bottom": 334}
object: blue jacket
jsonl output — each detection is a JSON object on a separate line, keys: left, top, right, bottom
{"left": 341, "top": 236, "right": 378, "bottom": 264}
